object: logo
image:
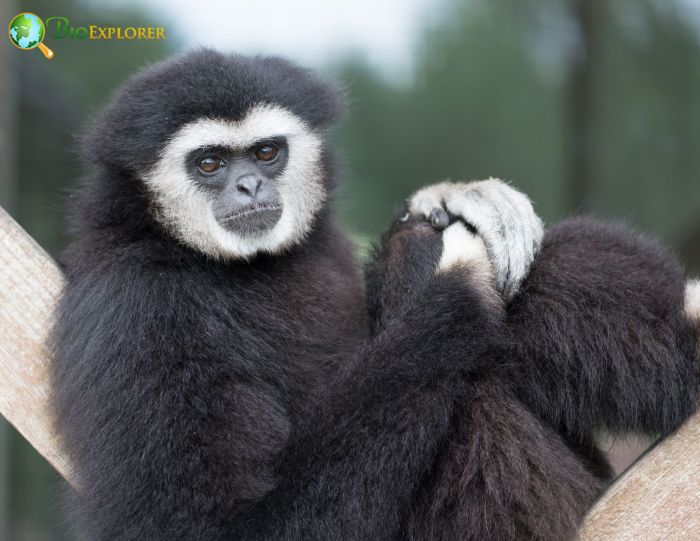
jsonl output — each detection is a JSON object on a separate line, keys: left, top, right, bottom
{"left": 8, "top": 12, "right": 54, "bottom": 59}
{"left": 45, "top": 17, "right": 167, "bottom": 41}
{"left": 8, "top": 13, "right": 167, "bottom": 59}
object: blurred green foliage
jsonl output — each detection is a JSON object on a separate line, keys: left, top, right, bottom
{"left": 331, "top": 0, "right": 700, "bottom": 249}
{"left": 8, "top": 0, "right": 174, "bottom": 252}
{"left": 3, "top": 0, "right": 700, "bottom": 538}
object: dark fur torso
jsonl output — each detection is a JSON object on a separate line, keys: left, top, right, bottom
{"left": 52, "top": 191, "right": 367, "bottom": 538}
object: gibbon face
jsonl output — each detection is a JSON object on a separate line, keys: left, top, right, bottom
{"left": 83, "top": 49, "right": 344, "bottom": 259}
{"left": 144, "top": 104, "right": 325, "bottom": 259}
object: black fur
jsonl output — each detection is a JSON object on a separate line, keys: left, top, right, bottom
{"left": 399, "top": 217, "right": 700, "bottom": 541}
{"left": 234, "top": 227, "right": 509, "bottom": 539}
{"left": 51, "top": 49, "right": 700, "bottom": 541}
{"left": 505, "top": 217, "right": 700, "bottom": 472}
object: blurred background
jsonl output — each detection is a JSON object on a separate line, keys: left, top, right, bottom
{"left": 1, "top": 0, "right": 700, "bottom": 538}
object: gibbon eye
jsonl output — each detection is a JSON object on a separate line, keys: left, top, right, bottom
{"left": 197, "top": 156, "right": 225, "bottom": 175}
{"left": 254, "top": 144, "right": 279, "bottom": 162}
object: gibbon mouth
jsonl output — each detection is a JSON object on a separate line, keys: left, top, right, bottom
{"left": 217, "top": 204, "right": 283, "bottom": 235}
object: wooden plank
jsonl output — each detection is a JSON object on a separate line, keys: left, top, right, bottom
{"left": 578, "top": 408, "right": 700, "bottom": 540}
{"left": 0, "top": 206, "right": 73, "bottom": 482}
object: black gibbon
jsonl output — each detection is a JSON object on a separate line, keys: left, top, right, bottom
{"left": 50, "top": 49, "right": 700, "bottom": 541}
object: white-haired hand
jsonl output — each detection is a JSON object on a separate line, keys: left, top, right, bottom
{"left": 406, "top": 178, "right": 544, "bottom": 300}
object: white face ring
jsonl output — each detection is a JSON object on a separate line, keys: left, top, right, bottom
{"left": 142, "top": 104, "right": 326, "bottom": 260}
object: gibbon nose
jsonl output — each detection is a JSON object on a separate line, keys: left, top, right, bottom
{"left": 236, "top": 175, "right": 263, "bottom": 199}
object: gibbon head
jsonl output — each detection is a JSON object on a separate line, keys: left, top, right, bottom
{"left": 84, "top": 49, "right": 345, "bottom": 259}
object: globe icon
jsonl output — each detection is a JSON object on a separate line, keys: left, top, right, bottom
{"left": 8, "top": 12, "right": 54, "bottom": 59}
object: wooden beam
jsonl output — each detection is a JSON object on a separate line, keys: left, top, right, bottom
{"left": 0, "top": 204, "right": 699, "bottom": 535}
{"left": 578, "top": 408, "right": 700, "bottom": 540}
{"left": 0, "top": 207, "right": 73, "bottom": 482}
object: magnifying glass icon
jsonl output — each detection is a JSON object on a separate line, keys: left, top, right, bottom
{"left": 8, "top": 12, "right": 55, "bottom": 59}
